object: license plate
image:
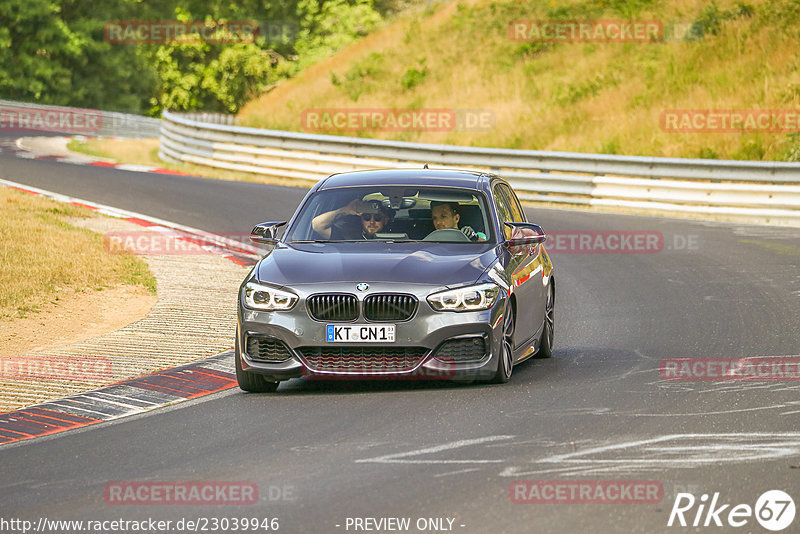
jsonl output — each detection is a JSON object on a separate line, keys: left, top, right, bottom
{"left": 326, "top": 324, "right": 395, "bottom": 343}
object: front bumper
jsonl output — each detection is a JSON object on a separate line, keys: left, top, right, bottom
{"left": 236, "top": 282, "right": 506, "bottom": 382}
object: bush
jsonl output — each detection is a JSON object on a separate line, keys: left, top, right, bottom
{"left": 698, "top": 147, "right": 719, "bottom": 159}
{"left": 294, "top": 0, "right": 382, "bottom": 70}
{"left": 331, "top": 52, "right": 385, "bottom": 101}
{"left": 400, "top": 58, "right": 427, "bottom": 90}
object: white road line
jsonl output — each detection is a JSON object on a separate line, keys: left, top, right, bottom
{"left": 628, "top": 405, "right": 787, "bottom": 417}
{"left": 433, "top": 468, "right": 483, "bottom": 478}
{"left": 500, "top": 465, "right": 622, "bottom": 477}
{"left": 501, "top": 432, "right": 800, "bottom": 477}
{"left": 355, "top": 435, "right": 514, "bottom": 465}
{"left": 540, "top": 433, "right": 800, "bottom": 464}
{"left": 115, "top": 164, "right": 160, "bottom": 172}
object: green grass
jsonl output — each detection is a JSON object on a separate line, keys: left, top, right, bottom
{"left": 67, "top": 138, "right": 109, "bottom": 159}
{"left": 0, "top": 187, "right": 157, "bottom": 320}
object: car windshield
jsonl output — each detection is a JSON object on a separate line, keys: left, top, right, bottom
{"left": 284, "top": 186, "right": 494, "bottom": 243}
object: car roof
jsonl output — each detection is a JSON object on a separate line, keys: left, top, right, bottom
{"left": 316, "top": 168, "right": 495, "bottom": 191}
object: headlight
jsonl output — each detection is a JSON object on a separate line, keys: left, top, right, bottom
{"left": 243, "top": 282, "right": 298, "bottom": 311}
{"left": 427, "top": 283, "right": 501, "bottom": 312}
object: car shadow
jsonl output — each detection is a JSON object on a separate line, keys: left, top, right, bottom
{"left": 273, "top": 376, "right": 481, "bottom": 395}
{"left": 235, "top": 346, "right": 648, "bottom": 395}
{"left": 261, "top": 346, "right": 618, "bottom": 395}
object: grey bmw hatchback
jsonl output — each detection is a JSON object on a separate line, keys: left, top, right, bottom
{"left": 235, "top": 169, "right": 555, "bottom": 391}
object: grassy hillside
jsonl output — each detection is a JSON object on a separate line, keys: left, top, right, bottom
{"left": 238, "top": 0, "right": 800, "bottom": 161}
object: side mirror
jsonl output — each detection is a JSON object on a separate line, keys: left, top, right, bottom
{"left": 503, "top": 222, "right": 546, "bottom": 254}
{"left": 250, "top": 221, "right": 287, "bottom": 245}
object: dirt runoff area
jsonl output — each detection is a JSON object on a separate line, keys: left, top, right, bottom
{"left": 0, "top": 286, "right": 156, "bottom": 359}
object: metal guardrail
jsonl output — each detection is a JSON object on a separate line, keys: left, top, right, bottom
{"left": 0, "top": 99, "right": 160, "bottom": 138}
{"left": 175, "top": 112, "right": 237, "bottom": 126}
{"left": 158, "top": 110, "right": 800, "bottom": 224}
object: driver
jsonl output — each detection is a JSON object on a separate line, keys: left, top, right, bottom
{"left": 312, "top": 199, "right": 392, "bottom": 240}
{"left": 430, "top": 202, "right": 486, "bottom": 241}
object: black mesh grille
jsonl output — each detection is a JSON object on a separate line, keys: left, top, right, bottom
{"left": 297, "top": 346, "right": 428, "bottom": 373}
{"left": 246, "top": 336, "right": 293, "bottom": 363}
{"left": 364, "top": 294, "right": 417, "bottom": 322}
{"left": 433, "top": 337, "right": 487, "bottom": 363}
{"left": 307, "top": 294, "right": 358, "bottom": 321}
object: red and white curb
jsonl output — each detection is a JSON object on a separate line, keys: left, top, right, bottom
{"left": 3, "top": 136, "right": 192, "bottom": 176}
{"left": 0, "top": 177, "right": 262, "bottom": 267}
{"left": 0, "top": 352, "right": 236, "bottom": 446}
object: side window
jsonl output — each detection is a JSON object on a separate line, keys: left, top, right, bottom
{"left": 492, "top": 184, "right": 514, "bottom": 240}
{"left": 499, "top": 184, "right": 526, "bottom": 223}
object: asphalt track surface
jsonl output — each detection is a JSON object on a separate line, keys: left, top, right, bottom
{"left": 1, "top": 140, "right": 799, "bottom": 533}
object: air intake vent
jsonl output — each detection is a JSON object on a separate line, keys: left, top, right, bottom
{"left": 307, "top": 294, "right": 359, "bottom": 321}
{"left": 433, "top": 337, "right": 487, "bottom": 363}
{"left": 364, "top": 294, "right": 417, "bottom": 322}
{"left": 297, "top": 346, "right": 428, "bottom": 373}
{"left": 246, "top": 336, "right": 293, "bottom": 363}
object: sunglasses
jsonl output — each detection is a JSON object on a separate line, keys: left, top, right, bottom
{"left": 361, "top": 213, "right": 385, "bottom": 222}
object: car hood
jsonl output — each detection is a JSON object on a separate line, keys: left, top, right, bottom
{"left": 255, "top": 242, "right": 499, "bottom": 288}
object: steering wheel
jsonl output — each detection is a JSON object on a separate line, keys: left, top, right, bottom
{"left": 423, "top": 228, "right": 470, "bottom": 242}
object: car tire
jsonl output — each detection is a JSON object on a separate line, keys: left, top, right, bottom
{"left": 535, "top": 283, "right": 555, "bottom": 359}
{"left": 235, "top": 334, "right": 280, "bottom": 393}
{"left": 492, "top": 305, "right": 515, "bottom": 383}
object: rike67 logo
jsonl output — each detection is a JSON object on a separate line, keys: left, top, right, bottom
{"left": 668, "top": 490, "right": 795, "bottom": 531}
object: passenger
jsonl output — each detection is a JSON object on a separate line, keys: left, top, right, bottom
{"left": 430, "top": 201, "right": 486, "bottom": 241}
{"left": 312, "top": 199, "right": 392, "bottom": 240}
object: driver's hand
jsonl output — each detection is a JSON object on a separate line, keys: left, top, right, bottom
{"left": 461, "top": 225, "right": 478, "bottom": 240}
{"left": 341, "top": 199, "right": 362, "bottom": 215}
